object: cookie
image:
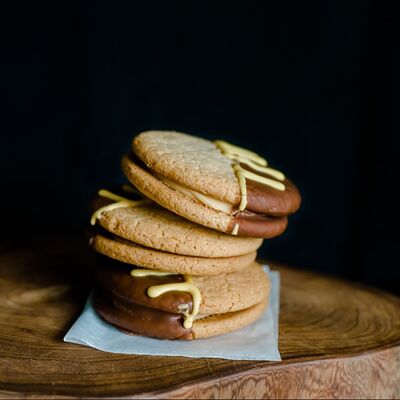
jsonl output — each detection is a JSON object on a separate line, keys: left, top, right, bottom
{"left": 96, "top": 256, "right": 270, "bottom": 316}
{"left": 90, "top": 186, "right": 263, "bottom": 257}
{"left": 133, "top": 131, "right": 300, "bottom": 213}
{"left": 91, "top": 234, "right": 257, "bottom": 276}
{"left": 121, "top": 131, "right": 300, "bottom": 238}
{"left": 122, "top": 154, "right": 289, "bottom": 238}
{"left": 94, "top": 291, "right": 267, "bottom": 340}
{"left": 93, "top": 259, "right": 269, "bottom": 340}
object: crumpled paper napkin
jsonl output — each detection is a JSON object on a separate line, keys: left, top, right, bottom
{"left": 64, "top": 265, "right": 281, "bottom": 361}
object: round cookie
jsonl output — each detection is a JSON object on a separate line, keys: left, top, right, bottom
{"left": 92, "top": 190, "right": 263, "bottom": 257}
{"left": 121, "top": 153, "right": 289, "bottom": 238}
{"left": 96, "top": 258, "right": 270, "bottom": 316}
{"left": 124, "top": 131, "right": 301, "bottom": 238}
{"left": 94, "top": 292, "right": 268, "bottom": 340}
{"left": 133, "top": 131, "right": 301, "bottom": 215}
{"left": 91, "top": 234, "right": 257, "bottom": 276}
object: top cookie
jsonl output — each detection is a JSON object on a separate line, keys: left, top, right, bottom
{"left": 133, "top": 131, "right": 301, "bottom": 215}
{"left": 123, "top": 131, "right": 301, "bottom": 238}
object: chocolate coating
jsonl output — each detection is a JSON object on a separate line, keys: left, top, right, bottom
{"left": 93, "top": 289, "right": 193, "bottom": 340}
{"left": 241, "top": 164, "right": 301, "bottom": 216}
{"left": 95, "top": 256, "right": 193, "bottom": 314}
{"left": 232, "top": 212, "right": 288, "bottom": 238}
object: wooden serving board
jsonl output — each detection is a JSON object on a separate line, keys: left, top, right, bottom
{"left": 0, "top": 235, "right": 399, "bottom": 399}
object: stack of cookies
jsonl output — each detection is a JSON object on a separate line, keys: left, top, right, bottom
{"left": 89, "top": 131, "right": 301, "bottom": 340}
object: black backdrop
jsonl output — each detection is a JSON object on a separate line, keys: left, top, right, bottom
{"left": 2, "top": 1, "right": 399, "bottom": 294}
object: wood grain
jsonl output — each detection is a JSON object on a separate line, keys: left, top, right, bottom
{"left": 0, "top": 235, "right": 399, "bottom": 399}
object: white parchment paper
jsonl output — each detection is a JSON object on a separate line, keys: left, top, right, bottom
{"left": 64, "top": 266, "right": 281, "bottom": 361}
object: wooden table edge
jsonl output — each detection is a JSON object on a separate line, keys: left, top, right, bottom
{"left": 139, "top": 343, "right": 400, "bottom": 399}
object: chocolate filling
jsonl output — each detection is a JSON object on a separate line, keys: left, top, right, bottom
{"left": 232, "top": 212, "right": 288, "bottom": 238}
{"left": 93, "top": 289, "right": 193, "bottom": 340}
{"left": 95, "top": 255, "right": 193, "bottom": 314}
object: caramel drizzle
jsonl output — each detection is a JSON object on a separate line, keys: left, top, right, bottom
{"left": 214, "top": 140, "right": 286, "bottom": 212}
{"left": 130, "top": 268, "right": 201, "bottom": 329}
{"left": 90, "top": 187, "right": 151, "bottom": 226}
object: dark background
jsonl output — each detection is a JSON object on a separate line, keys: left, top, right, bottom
{"left": 2, "top": 1, "right": 399, "bottom": 294}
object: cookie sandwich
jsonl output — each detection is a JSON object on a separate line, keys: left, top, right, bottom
{"left": 94, "top": 256, "right": 269, "bottom": 340}
{"left": 122, "top": 131, "right": 301, "bottom": 238}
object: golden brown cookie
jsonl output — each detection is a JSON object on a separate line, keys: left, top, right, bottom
{"left": 94, "top": 291, "right": 268, "bottom": 340}
{"left": 120, "top": 131, "right": 301, "bottom": 238}
{"left": 96, "top": 257, "right": 270, "bottom": 316}
{"left": 93, "top": 257, "right": 270, "bottom": 340}
{"left": 91, "top": 189, "right": 263, "bottom": 257}
{"left": 122, "top": 153, "right": 289, "bottom": 238}
{"left": 91, "top": 234, "right": 257, "bottom": 276}
{"left": 133, "top": 131, "right": 300, "bottom": 214}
